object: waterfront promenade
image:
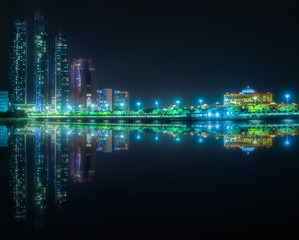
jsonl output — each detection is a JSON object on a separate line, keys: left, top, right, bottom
{"left": 26, "top": 112, "right": 299, "bottom": 122}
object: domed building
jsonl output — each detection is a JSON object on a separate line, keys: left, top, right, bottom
{"left": 224, "top": 86, "right": 273, "bottom": 108}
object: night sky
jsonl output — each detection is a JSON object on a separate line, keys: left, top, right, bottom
{"left": 2, "top": 0, "right": 299, "bottom": 108}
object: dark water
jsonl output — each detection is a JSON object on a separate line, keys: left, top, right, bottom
{"left": 1, "top": 120, "right": 299, "bottom": 238}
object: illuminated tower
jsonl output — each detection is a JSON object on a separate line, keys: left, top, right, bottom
{"left": 9, "top": 19, "right": 27, "bottom": 107}
{"left": 70, "top": 59, "right": 97, "bottom": 111}
{"left": 34, "top": 10, "right": 49, "bottom": 112}
{"left": 55, "top": 32, "right": 69, "bottom": 112}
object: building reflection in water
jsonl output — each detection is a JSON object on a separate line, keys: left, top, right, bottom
{"left": 2, "top": 122, "right": 298, "bottom": 230}
{"left": 9, "top": 128, "right": 27, "bottom": 222}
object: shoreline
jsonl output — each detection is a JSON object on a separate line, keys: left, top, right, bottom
{"left": 1, "top": 113, "right": 299, "bottom": 124}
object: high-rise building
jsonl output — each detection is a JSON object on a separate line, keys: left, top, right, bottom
{"left": 70, "top": 59, "right": 97, "bottom": 111}
{"left": 34, "top": 10, "right": 49, "bottom": 112}
{"left": 0, "top": 91, "right": 9, "bottom": 112}
{"left": 114, "top": 90, "right": 129, "bottom": 112}
{"left": 55, "top": 32, "right": 69, "bottom": 112}
{"left": 97, "top": 88, "right": 113, "bottom": 111}
{"left": 9, "top": 19, "right": 27, "bottom": 107}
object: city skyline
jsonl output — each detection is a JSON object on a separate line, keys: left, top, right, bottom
{"left": 2, "top": 1, "right": 299, "bottom": 107}
{"left": 3, "top": 2, "right": 299, "bottom": 237}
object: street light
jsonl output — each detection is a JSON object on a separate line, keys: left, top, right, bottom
{"left": 199, "top": 99, "right": 203, "bottom": 108}
{"left": 285, "top": 94, "right": 290, "bottom": 113}
{"left": 155, "top": 101, "right": 159, "bottom": 110}
{"left": 137, "top": 102, "right": 141, "bottom": 111}
{"left": 253, "top": 96, "right": 257, "bottom": 106}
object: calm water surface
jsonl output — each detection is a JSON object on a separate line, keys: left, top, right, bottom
{"left": 1, "top": 120, "right": 299, "bottom": 238}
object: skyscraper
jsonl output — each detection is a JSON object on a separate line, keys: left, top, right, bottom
{"left": 9, "top": 19, "right": 27, "bottom": 107}
{"left": 55, "top": 32, "right": 69, "bottom": 112}
{"left": 70, "top": 58, "right": 97, "bottom": 111}
{"left": 34, "top": 10, "right": 49, "bottom": 112}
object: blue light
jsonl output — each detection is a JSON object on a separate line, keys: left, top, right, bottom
{"left": 137, "top": 102, "right": 141, "bottom": 106}
{"left": 240, "top": 88, "right": 256, "bottom": 94}
{"left": 285, "top": 140, "right": 290, "bottom": 145}
{"left": 286, "top": 94, "right": 290, "bottom": 98}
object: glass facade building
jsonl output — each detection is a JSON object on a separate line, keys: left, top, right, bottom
{"left": 114, "top": 90, "right": 129, "bottom": 112}
{"left": 97, "top": 88, "right": 113, "bottom": 111}
{"left": 55, "top": 32, "right": 69, "bottom": 112}
{"left": 0, "top": 91, "right": 9, "bottom": 112}
{"left": 34, "top": 10, "right": 49, "bottom": 112}
{"left": 70, "top": 59, "right": 97, "bottom": 111}
{"left": 9, "top": 19, "right": 27, "bottom": 107}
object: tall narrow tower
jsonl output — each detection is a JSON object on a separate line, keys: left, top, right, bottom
{"left": 55, "top": 32, "right": 69, "bottom": 112}
{"left": 34, "top": 10, "right": 49, "bottom": 112}
{"left": 9, "top": 19, "right": 27, "bottom": 107}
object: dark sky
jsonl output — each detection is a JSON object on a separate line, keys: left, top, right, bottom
{"left": 2, "top": 0, "right": 299, "bottom": 108}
